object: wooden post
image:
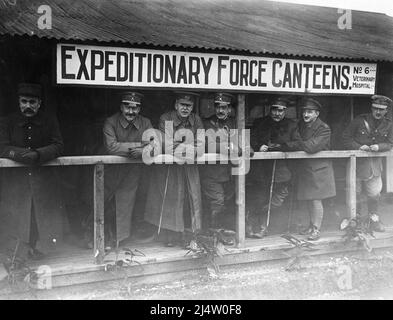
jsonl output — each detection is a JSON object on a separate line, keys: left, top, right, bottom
{"left": 386, "top": 156, "right": 393, "bottom": 193}
{"left": 236, "top": 94, "right": 246, "bottom": 247}
{"left": 346, "top": 155, "right": 356, "bottom": 218}
{"left": 94, "top": 162, "right": 105, "bottom": 264}
{"left": 350, "top": 97, "right": 354, "bottom": 121}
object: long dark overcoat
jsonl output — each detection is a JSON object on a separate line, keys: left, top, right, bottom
{"left": 285, "top": 118, "right": 336, "bottom": 200}
{"left": 0, "top": 111, "right": 66, "bottom": 252}
{"left": 144, "top": 111, "right": 203, "bottom": 233}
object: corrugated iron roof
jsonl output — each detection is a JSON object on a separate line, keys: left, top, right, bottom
{"left": 1, "top": 0, "right": 393, "bottom": 61}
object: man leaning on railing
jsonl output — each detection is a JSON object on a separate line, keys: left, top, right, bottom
{"left": 0, "top": 83, "right": 66, "bottom": 260}
{"left": 342, "top": 95, "right": 393, "bottom": 232}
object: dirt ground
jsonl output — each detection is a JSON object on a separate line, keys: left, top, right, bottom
{"left": 2, "top": 247, "right": 393, "bottom": 300}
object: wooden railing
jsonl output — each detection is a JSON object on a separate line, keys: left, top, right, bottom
{"left": 1, "top": 150, "right": 392, "bottom": 263}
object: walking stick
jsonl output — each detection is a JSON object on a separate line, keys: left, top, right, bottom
{"left": 157, "top": 166, "right": 170, "bottom": 235}
{"left": 287, "top": 177, "right": 295, "bottom": 234}
{"left": 266, "top": 159, "right": 277, "bottom": 227}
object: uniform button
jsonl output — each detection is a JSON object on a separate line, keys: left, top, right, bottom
{"left": 28, "top": 136, "right": 31, "bottom": 140}
{"left": 28, "top": 172, "right": 32, "bottom": 176}
{"left": 28, "top": 126, "right": 31, "bottom": 129}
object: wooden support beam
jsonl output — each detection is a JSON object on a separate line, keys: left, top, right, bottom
{"left": 93, "top": 163, "right": 105, "bottom": 264}
{"left": 386, "top": 156, "right": 393, "bottom": 193}
{"left": 236, "top": 94, "right": 246, "bottom": 247}
{"left": 346, "top": 155, "right": 357, "bottom": 219}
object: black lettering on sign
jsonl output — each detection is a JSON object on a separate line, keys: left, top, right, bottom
{"left": 104, "top": 51, "right": 116, "bottom": 81}
{"left": 201, "top": 57, "right": 213, "bottom": 85}
{"left": 322, "top": 65, "right": 331, "bottom": 89}
{"left": 332, "top": 65, "right": 341, "bottom": 89}
{"left": 165, "top": 55, "right": 176, "bottom": 84}
{"left": 272, "top": 60, "right": 282, "bottom": 87}
{"left": 230, "top": 59, "right": 239, "bottom": 85}
{"left": 153, "top": 54, "right": 164, "bottom": 83}
{"left": 117, "top": 52, "right": 128, "bottom": 82}
{"left": 129, "top": 53, "right": 134, "bottom": 82}
{"left": 312, "top": 64, "right": 322, "bottom": 89}
{"left": 76, "top": 49, "right": 90, "bottom": 80}
{"left": 147, "top": 53, "right": 152, "bottom": 83}
{"left": 282, "top": 62, "right": 292, "bottom": 88}
{"left": 91, "top": 50, "right": 104, "bottom": 81}
{"left": 249, "top": 60, "right": 257, "bottom": 86}
{"left": 177, "top": 56, "right": 188, "bottom": 84}
{"left": 303, "top": 64, "right": 312, "bottom": 89}
{"left": 61, "top": 45, "right": 76, "bottom": 80}
{"left": 189, "top": 57, "right": 200, "bottom": 85}
{"left": 341, "top": 66, "right": 350, "bottom": 89}
{"left": 292, "top": 63, "right": 302, "bottom": 88}
{"left": 258, "top": 61, "right": 267, "bottom": 87}
{"left": 135, "top": 53, "right": 146, "bottom": 82}
{"left": 240, "top": 60, "right": 249, "bottom": 86}
{"left": 217, "top": 56, "right": 229, "bottom": 85}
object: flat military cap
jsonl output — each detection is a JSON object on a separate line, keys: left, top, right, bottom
{"left": 271, "top": 97, "right": 289, "bottom": 110}
{"left": 214, "top": 92, "right": 234, "bottom": 105}
{"left": 18, "top": 83, "right": 42, "bottom": 98}
{"left": 120, "top": 91, "right": 143, "bottom": 105}
{"left": 174, "top": 91, "right": 199, "bottom": 105}
{"left": 300, "top": 98, "right": 322, "bottom": 111}
{"left": 371, "top": 95, "right": 392, "bottom": 109}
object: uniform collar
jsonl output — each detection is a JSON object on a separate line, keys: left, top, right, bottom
{"left": 366, "top": 113, "right": 389, "bottom": 128}
{"left": 173, "top": 111, "right": 195, "bottom": 127}
{"left": 211, "top": 115, "right": 230, "bottom": 127}
{"left": 119, "top": 113, "right": 141, "bottom": 130}
{"left": 303, "top": 117, "right": 321, "bottom": 129}
{"left": 16, "top": 111, "right": 44, "bottom": 127}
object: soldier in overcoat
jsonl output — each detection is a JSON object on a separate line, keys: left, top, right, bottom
{"left": 0, "top": 83, "right": 66, "bottom": 259}
{"left": 285, "top": 98, "right": 336, "bottom": 240}
{"left": 102, "top": 91, "right": 153, "bottom": 246}
{"left": 144, "top": 92, "right": 204, "bottom": 247}
{"left": 249, "top": 97, "right": 300, "bottom": 238}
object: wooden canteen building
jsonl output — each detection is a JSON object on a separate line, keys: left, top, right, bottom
{"left": 1, "top": 0, "right": 393, "bottom": 289}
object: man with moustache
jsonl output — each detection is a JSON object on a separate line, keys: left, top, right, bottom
{"left": 101, "top": 91, "right": 153, "bottom": 247}
{"left": 200, "top": 93, "right": 236, "bottom": 237}
{"left": 284, "top": 98, "right": 336, "bottom": 241}
{"left": 343, "top": 95, "right": 393, "bottom": 232}
{"left": 249, "top": 97, "right": 299, "bottom": 238}
{"left": 0, "top": 83, "right": 66, "bottom": 259}
{"left": 144, "top": 92, "right": 204, "bottom": 247}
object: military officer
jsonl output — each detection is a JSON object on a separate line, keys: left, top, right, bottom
{"left": 144, "top": 92, "right": 204, "bottom": 247}
{"left": 0, "top": 83, "right": 66, "bottom": 259}
{"left": 342, "top": 95, "right": 393, "bottom": 232}
{"left": 200, "top": 93, "right": 236, "bottom": 234}
{"left": 102, "top": 91, "right": 153, "bottom": 247}
{"left": 249, "top": 97, "right": 299, "bottom": 238}
{"left": 285, "top": 98, "right": 336, "bottom": 241}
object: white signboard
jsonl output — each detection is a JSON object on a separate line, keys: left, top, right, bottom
{"left": 57, "top": 44, "right": 377, "bottom": 95}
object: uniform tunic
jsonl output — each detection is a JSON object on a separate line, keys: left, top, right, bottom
{"left": 0, "top": 111, "right": 66, "bottom": 251}
{"left": 103, "top": 112, "right": 153, "bottom": 241}
{"left": 144, "top": 111, "right": 203, "bottom": 233}
{"left": 251, "top": 116, "right": 299, "bottom": 183}
{"left": 200, "top": 116, "right": 236, "bottom": 214}
{"left": 342, "top": 113, "right": 393, "bottom": 180}
{"left": 285, "top": 118, "right": 336, "bottom": 200}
